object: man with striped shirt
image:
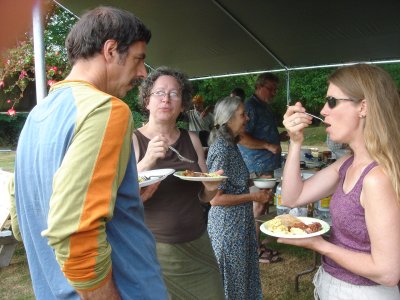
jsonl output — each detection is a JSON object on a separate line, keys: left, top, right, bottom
{"left": 11, "top": 7, "right": 167, "bottom": 300}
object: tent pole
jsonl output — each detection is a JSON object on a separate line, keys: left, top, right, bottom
{"left": 286, "top": 70, "right": 291, "bottom": 105}
{"left": 32, "top": 0, "right": 47, "bottom": 104}
{"left": 212, "top": 0, "right": 292, "bottom": 102}
{"left": 212, "top": 0, "right": 288, "bottom": 71}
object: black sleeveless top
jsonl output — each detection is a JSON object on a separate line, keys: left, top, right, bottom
{"left": 134, "top": 129, "right": 206, "bottom": 243}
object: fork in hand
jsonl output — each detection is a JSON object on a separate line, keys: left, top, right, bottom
{"left": 168, "top": 146, "right": 195, "bottom": 163}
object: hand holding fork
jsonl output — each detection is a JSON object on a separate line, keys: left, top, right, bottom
{"left": 168, "top": 146, "right": 195, "bottom": 163}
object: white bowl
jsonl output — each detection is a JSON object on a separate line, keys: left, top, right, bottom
{"left": 253, "top": 178, "right": 277, "bottom": 189}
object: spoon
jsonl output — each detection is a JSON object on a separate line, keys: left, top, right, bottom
{"left": 303, "top": 112, "right": 328, "bottom": 125}
{"left": 286, "top": 105, "right": 329, "bottom": 126}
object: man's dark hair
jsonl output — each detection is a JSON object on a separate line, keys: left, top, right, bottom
{"left": 255, "top": 73, "right": 279, "bottom": 89}
{"left": 66, "top": 6, "right": 151, "bottom": 65}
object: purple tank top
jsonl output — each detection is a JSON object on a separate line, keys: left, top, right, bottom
{"left": 322, "top": 156, "right": 378, "bottom": 285}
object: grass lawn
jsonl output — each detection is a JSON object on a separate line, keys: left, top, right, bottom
{"left": 0, "top": 151, "right": 16, "bottom": 172}
{"left": 0, "top": 126, "right": 328, "bottom": 299}
{"left": 280, "top": 125, "right": 328, "bottom": 152}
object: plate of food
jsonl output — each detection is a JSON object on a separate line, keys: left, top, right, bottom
{"left": 173, "top": 170, "right": 228, "bottom": 182}
{"left": 138, "top": 168, "right": 175, "bottom": 188}
{"left": 261, "top": 214, "right": 330, "bottom": 239}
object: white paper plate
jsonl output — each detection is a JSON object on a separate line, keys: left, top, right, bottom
{"left": 261, "top": 216, "right": 330, "bottom": 239}
{"left": 138, "top": 168, "right": 175, "bottom": 187}
{"left": 173, "top": 171, "right": 228, "bottom": 182}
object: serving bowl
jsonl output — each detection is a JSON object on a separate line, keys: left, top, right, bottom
{"left": 253, "top": 178, "right": 277, "bottom": 189}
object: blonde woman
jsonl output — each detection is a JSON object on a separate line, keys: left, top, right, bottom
{"left": 281, "top": 64, "right": 400, "bottom": 299}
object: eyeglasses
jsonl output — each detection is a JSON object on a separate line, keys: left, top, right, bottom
{"left": 262, "top": 85, "right": 277, "bottom": 92}
{"left": 150, "top": 90, "right": 180, "bottom": 101}
{"left": 325, "top": 96, "right": 358, "bottom": 109}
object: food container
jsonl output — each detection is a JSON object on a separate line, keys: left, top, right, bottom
{"left": 275, "top": 179, "right": 290, "bottom": 215}
{"left": 300, "top": 148, "right": 312, "bottom": 161}
{"left": 317, "top": 196, "right": 331, "bottom": 212}
{"left": 253, "top": 178, "right": 276, "bottom": 189}
{"left": 322, "top": 151, "right": 331, "bottom": 163}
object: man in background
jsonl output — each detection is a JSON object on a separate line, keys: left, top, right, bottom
{"left": 11, "top": 7, "right": 167, "bottom": 299}
{"left": 238, "top": 73, "right": 288, "bottom": 263}
{"left": 186, "top": 94, "right": 214, "bottom": 146}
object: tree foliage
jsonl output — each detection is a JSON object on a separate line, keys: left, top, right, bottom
{"left": 190, "top": 65, "right": 400, "bottom": 125}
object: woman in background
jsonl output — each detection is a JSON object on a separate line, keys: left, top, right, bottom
{"left": 281, "top": 64, "right": 400, "bottom": 299}
{"left": 207, "top": 96, "right": 272, "bottom": 299}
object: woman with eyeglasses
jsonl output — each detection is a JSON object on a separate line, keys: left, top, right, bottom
{"left": 132, "top": 66, "right": 225, "bottom": 299}
{"left": 280, "top": 64, "right": 400, "bottom": 299}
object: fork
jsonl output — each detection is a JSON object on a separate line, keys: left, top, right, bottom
{"left": 168, "top": 146, "right": 195, "bottom": 163}
{"left": 138, "top": 175, "right": 163, "bottom": 182}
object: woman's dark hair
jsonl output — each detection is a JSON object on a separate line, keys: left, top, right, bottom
{"left": 230, "top": 87, "right": 246, "bottom": 101}
{"left": 138, "top": 66, "right": 193, "bottom": 111}
{"left": 66, "top": 6, "right": 151, "bottom": 65}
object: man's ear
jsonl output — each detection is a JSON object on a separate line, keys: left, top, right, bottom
{"left": 103, "top": 39, "right": 118, "bottom": 63}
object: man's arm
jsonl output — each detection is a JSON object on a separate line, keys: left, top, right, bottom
{"left": 78, "top": 274, "right": 120, "bottom": 300}
{"left": 239, "top": 132, "right": 281, "bottom": 154}
{"left": 42, "top": 98, "right": 132, "bottom": 295}
{"left": 239, "top": 100, "right": 281, "bottom": 154}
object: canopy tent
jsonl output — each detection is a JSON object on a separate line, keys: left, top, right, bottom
{"left": 55, "top": 0, "right": 400, "bottom": 79}
{"left": 31, "top": 0, "right": 400, "bottom": 102}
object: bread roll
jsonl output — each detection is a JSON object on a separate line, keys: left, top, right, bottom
{"left": 275, "top": 214, "right": 302, "bottom": 227}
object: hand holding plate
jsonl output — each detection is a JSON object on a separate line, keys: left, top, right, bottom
{"left": 202, "top": 170, "right": 225, "bottom": 191}
{"left": 140, "top": 182, "right": 161, "bottom": 202}
{"left": 277, "top": 235, "right": 326, "bottom": 252}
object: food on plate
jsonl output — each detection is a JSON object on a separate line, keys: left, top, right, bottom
{"left": 182, "top": 170, "right": 220, "bottom": 177}
{"left": 266, "top": 214, "right": 322, "bottom": 235}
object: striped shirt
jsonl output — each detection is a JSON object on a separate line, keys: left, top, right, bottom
{"left": 13, "top": 81, "right": 167, "bottom": 299}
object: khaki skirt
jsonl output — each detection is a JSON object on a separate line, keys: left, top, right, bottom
{"left": 156, "top": 231, "right": 225, "bottom": 300}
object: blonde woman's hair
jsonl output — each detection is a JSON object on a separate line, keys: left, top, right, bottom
{"left": 328, "top": 64, "right": 400, "bottom": 204}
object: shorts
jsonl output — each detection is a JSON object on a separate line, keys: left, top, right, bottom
{"left": 313, "top": 266, "right": 400, "bottom": 300}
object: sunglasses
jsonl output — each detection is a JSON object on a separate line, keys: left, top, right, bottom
{"left": 325, "top": 96, "right": 358, "bottom": 109}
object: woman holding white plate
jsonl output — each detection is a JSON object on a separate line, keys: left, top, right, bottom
{"left": 132, "top": 66, "right": 224, "bottom": 299}
{"left": 281, "top": 64, "right": 400, "bottom": 299}
{"left": 207, "top": 96, "right": 272, "bottom": 299}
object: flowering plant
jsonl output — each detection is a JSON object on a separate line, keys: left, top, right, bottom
{"left": 0, "top": 40, "right": 35, "bottom": 116}
{"left": 0, "top": 37, "right": 70, "bottom": 117}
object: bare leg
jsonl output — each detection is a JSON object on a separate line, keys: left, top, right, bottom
{"left": 253, "top": 201, "right": 268, "bottom": 248}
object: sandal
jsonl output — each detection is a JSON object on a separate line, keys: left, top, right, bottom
{"left": 258, "top": 248, "right": 282, "bottom": 263}
{"left": 259, "top": 255, "right": 283, "bottom": 264}
{"left": 259, "top": 245, "right": 279, "bottom": 257}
